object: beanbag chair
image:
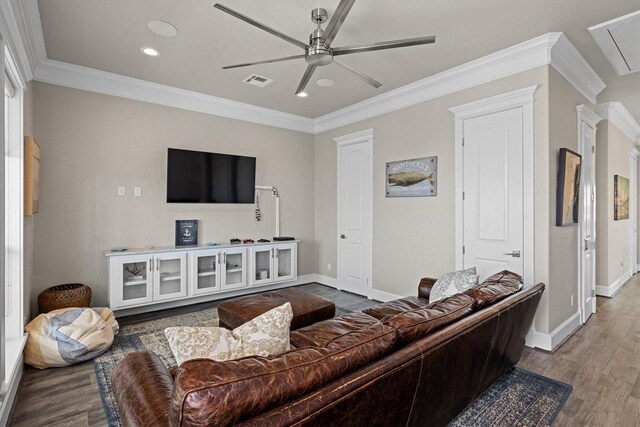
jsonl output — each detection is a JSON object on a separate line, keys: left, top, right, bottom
{"left": 25, "top": 306, "right": 119, "bottom": 369}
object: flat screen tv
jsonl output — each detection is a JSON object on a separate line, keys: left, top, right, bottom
{"left": 167, "top": 148, "right": 256, "bottom": 203}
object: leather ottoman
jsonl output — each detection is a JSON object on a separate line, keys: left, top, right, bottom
{"left": 218, "top": 288, "right": 336, "bottom": 330}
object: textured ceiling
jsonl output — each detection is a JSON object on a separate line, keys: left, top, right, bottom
{"left": 38, "top": 0, "right": 640, "bottom": 119}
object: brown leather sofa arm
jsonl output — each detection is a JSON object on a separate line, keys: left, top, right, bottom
{"left": 111, "top": 351, "right": 173, "bottom": 427}
{"left": 418, "top": 277, "right": 437, "bottom": 300}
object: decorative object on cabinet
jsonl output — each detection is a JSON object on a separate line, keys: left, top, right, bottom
{"left": 257, "top": 239, "right": 270, "bottom": 243}
{"left": 556, "top": 148, "right": 582, "bottom": 226}
{"left": 175, "top": 219, "right": 198, "bottom": 246}
{"left": 273, "top": 236, "right": 295, "bottom": 241}
{"left": 243, "top": 238, "right": 255, "bottom": 244}
{"left": 386, "top": 156, "right": 437, "bottom": 197}
{"left": 24, "top": 135, "right": 40, "bottom": 215}
{"left": 37, "top": 283, "right": 92, "bottom": 314}
{"left": 230, "top": 238, "right": 241, "bottom": 244}
{"left": 614, "top": 174, "right": 629, "bottom": 220}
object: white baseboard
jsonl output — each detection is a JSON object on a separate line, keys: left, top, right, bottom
{"left": 314, "top": 274, "right": 337, "bottom": 288}
{"left": 596, "top": 269, "right": 633, "bottom": 298}
{"left": 525, "top": 311, "right": 581, "bottom": 352}
{"left": 372, "top": 289, "right": 403, "bottom": 302}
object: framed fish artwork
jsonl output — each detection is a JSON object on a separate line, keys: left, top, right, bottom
{"left": 386, "top": 156, "right": 437, "bottom": 197}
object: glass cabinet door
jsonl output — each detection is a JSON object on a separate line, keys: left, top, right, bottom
{"left": 251, "top": 246, "right": 274, "bottom": 286}
{"left": 221, "top": 247, "right": 247, "bottom": 291}
{"left": 154, "top": 252, "right": 187, "bottom": 301}
{"left": 115, "top": 254, "right": 153, "bottom": 308}
{"left": 274, "top": 244, "right": 296, "bottom": 282}
{"left": 189, "top": 249, "right": 221, "bottom": 295}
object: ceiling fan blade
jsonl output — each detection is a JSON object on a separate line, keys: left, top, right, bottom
{"left": 295, "top": 65, "right": 317, "bottom": 95}
{"left": 333, "top": 36, "right": 436, "bottom": 56}
{"left": 323, "top": 0, "right": 356, "bottom": 47}
{"left": 214, "top": 3, "right": 308, "bottom": 50}
{"left": 333, "top": 59, "right": 382, "bottom": 88}
{"left": 222, "top": 54, "right": 305, "bottom": 70}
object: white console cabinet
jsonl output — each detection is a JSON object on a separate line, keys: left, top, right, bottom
{"left": 249, "top": 243, "right": 297, "bottom": 286}
{"left": 107, "top": 241, "right": 297, "bottom": 311}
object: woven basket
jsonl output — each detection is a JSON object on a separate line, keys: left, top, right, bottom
{"left": 38, "top": 283, "right": 92, "bottom": 314}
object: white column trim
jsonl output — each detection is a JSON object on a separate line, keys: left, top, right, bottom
{"left": 595, "top": 102, "right": 640, "bottom": 145}
{"left": 450, "top": 85, "right": 537, "bottom": 286}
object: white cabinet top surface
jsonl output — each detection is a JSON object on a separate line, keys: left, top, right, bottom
{"left": 105, "top": 240, "right": 299, "bottom": 257}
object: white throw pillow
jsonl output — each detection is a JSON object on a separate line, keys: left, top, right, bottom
{"left": 429, "top": 267, "right": 479, "bottom": 304}
{"left": 165, "top": 302, "right": 293, "bottom": 365}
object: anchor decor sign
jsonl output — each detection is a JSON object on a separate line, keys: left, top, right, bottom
{"left": 386, "top": 156, "right": 437, "bottom": 198}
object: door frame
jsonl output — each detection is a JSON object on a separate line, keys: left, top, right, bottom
{"left": 334, "top": 128, "right": 374, "bottom": 298}
{"left": 450, "top": 85, "right": 537, "bottom": 286}
{"left": 631, "top": 148, "right": 640, "bottom": 274}
{"left": 576, "top": 105, "right": 601, "bottom": 324}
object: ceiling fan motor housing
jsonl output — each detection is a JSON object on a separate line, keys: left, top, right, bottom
{"left": 306, "top": 8, "right": 332, "bottom": 66}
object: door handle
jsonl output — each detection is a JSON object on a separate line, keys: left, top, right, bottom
{"left": 340, "top": 234, "right": 346, "bottom": 239}
{"left": 584, "top": 239, "right": 589, "bottom": 251}
{"left": 502, "top": 250, "right": 521, "bottom": 258}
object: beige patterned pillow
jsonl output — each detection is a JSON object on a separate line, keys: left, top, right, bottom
{"left": 165, "top": 302, "right": 293, "bottom": 365}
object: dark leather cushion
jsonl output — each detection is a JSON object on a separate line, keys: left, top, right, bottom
{"left": 217, "top": 288, "right": 335, "bottom": 330}
{"left": 465, "top": 270, "right": 523, "bottom": 309}
{"left": 169, "top": 317, "right": 396, "bottom": 427}
{"left": 290, "top": 311, "right": 383, "bottom": 348}
{"left": 364, "top": 294, "right": 475, "bottom": 345}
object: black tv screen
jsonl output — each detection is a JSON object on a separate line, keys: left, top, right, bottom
{"left": 167, "top": 148, "right": 256, "bottom": 203}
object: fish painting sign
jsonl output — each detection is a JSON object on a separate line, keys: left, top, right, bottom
{"left": 386, "top": 156, "right": 437, "bottom": 197}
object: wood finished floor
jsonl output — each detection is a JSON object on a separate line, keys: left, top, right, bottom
{"left": 9, "top": 278, "right": 640, "bottom": 426}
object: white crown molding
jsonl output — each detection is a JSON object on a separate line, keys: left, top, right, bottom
{"left": 550, "top": 33, "right": 605, "bottom": 105}
{"left": 596, "top": 101, "right": 640, "bottom": 145}
{"left": 9, "top": 1, "right": 606, "bottom": 135}
{"left": 34, "top": 58, "right": 315, "bottom": 133}
{"left": 0, "top": 0, "right": 36, "bottom": 87}
{"left": 576, "top": 105, "right": 602, "bottom": 128}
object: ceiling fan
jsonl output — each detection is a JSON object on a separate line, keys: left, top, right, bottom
{"left": 213, "top": 0, "right": 436, "bottom": 96}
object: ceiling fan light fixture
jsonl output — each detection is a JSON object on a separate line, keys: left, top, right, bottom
{"left": 141, "top": 47, "right": 161, "bottom": 57}
{"left": 316, "top": 78, "right": 335, "bottom": 87}
{"left": 296, "top": 92, "right": 308, "bottom": 97}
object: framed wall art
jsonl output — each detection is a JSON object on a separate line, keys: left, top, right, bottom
{"left": 386, "top": 156, "right": 437, "bottom": 197}
{"left": 614, "top": 175, "right": 629, "bottom": 220}
{"left": 556, "top": 148, "right": 581, "bottom": 226}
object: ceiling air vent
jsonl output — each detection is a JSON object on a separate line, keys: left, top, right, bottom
{"left": 589, "top": 11, "right": 640, "bottom": 76}
{"left": 242, "top": 74, "right": 273, "bottom": 87}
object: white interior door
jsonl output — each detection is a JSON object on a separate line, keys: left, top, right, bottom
{"left": 580, "top": 120, "right": 597, "bottom": 322}
{"left": 463, "top": 108, "right": 524, "bottom": 282}
{"left": 337, "top": 137, "right": 372, "bottom": 297}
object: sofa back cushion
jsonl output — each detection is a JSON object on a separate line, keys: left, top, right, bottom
{"left": 465, "top": 270, "right": 523, "bottom": 309}
{"left": 363, "top": 294, "right": 475, "bottom": 345}
{"left": 170, "top": 314, "right": 396, "bottom": 427}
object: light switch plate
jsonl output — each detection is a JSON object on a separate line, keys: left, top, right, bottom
{"left": 134, "top": 187, "right": 141, "bottom": 196}
{"left": 117, "top": 186, "right": 125, "bottom": 196}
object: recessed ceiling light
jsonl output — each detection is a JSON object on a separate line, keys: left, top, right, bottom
{"left": 141, "top": 47, "right": 160, "bottom": 57}
{"left": 316, "top": 78, "right": 335, "bottom": 87}
{"left": 296, "top": 92, "right": 308, "bottom": 97}
{"left": 147, "top": 20, "right": 178, "bottom": 37}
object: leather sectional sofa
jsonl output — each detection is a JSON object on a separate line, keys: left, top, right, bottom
{"left": 112, "top": 270, "right": 544, "bottom": 426}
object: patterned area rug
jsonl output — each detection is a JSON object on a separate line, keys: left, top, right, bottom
{"left": 95, "top": 309, "right": 571, "bottom": 427}
{"left": 449, "top": 368, "right": 572, "bottom": 426}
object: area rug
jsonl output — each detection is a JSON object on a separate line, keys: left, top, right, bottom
{"left": 449, "top": 368, "right": 572, "bottom": 426}
{"left": 95, "top": 309, "right": 571, "bottom": 427}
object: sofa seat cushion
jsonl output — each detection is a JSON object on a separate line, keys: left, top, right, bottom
{"left": 289, "top": 311, "right": 383, "bottom": 348}
{"left": 465, "top": 270, "right": 523, "bottom": 309}
{"left": 170, "top": 317, "right": 396, "bottom": 427}
{"left": 363, "top": 294, "right": 475, "bottom": 345}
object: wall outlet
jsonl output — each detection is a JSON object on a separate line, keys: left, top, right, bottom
{"left": 134, "top": 187, "right": 141, "bottom": 196}
{"left": 117, "top": 186, "right": 125, "bottom": 196}
{"left": 570, "top": 295, "right": 574, "bottom": 307}
{"left": 327, "top": 263, "right": 332, "bottom": 272}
